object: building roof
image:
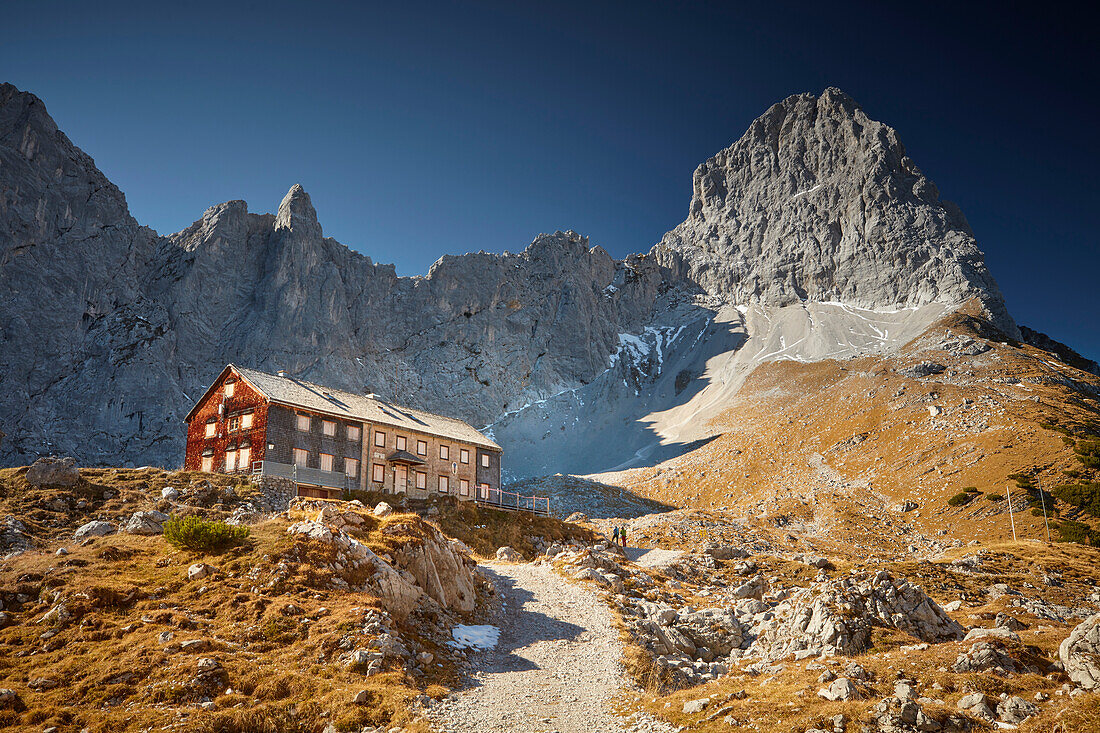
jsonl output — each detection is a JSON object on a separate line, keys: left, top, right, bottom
{"left": 227, "top": 365, "right": 501, "bottom": 451}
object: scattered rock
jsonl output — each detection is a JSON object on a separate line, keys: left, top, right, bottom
{"left": 901, "top": 362, "right": 946, "bottom": 379}
{"left": 818, "top": 678, "right": 860, "bottom": 701}
{"left": 956, "top": 692, "right": 995, "bottom": 721}
{"left": 372, "top": 502, "right": 393, "bottom": 518}
{"left": 951, "top": 641, "right": 1019, "bottom": 675}
{"left": 682, "top": 697, "right": 710, "bottom": 714}
{"left": 352, "top": 689, "right": 371, "bottom": 705}
{"left": 997, "top": 695, "right": 1039, "bottom": 724}
{"left": 161, "top": 486, "right": 180, "bottom": 501}
{"left": 187, "top": 563, "right": 215, "bottom": 581}
{"left": 496, "top": 546, "right": 522, "bottom": 562}
{"left": 196, "top": 658, "right": 220, "bottom": 673}
{"left": 123, "top": 510, "right": 169, "bottom": 535}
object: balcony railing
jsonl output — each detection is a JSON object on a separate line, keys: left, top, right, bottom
{"left": 251, "top": 460, "right": 351, "bottom": 491}
{"left": 475, "top": 486, "right": 551, "bottom": 516}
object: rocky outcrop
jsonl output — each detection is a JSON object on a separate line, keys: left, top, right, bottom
{"left": 1059, "top": 613, "right": 1100, "bottom": 690}
{"left": 285, "top": 499, "right": 478, "bottom": 618}
{"left": 750, "top": 571, "right": 963, "bottom": 661}
{"left": 652, "top": 88, "right": 1017, "bottom": 337}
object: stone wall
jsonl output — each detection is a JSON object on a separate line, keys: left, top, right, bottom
{"left": 252, "top": 474, "right": 299, "bottom": 512}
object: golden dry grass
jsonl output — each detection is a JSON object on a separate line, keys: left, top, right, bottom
{"left": 0, "top": 502, "right": 457, "bottom": 731}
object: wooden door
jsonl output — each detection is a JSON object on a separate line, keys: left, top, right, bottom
{"left": 394, "top": 465, "right": 407, "bottom": 493}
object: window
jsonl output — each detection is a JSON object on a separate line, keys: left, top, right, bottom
{"left": 297, "top": 414, "right": 311, "bottom": 431}
{"left": 416, "top": 439, "right": 427, "bottom": 456}
{"left": 224, "top": 381, "right": 235, "bottom": 398}
{"left": 322, "top": 420, "right": 336, "bottom": 437}
{"left": 345, "top": 458, "right": 359, "bottom": 477}
{"left": 226, "top": 448, "right": 238, "bottom": 472}
{"left": 372, "top": 463, "right": 385, "bottom": 483}
{"left": 228, "top": 415, "right": 240, "bottom": 432}
{"left": 201, "top": 450, "right": 214, "bottom": 473}
{"left": 319, "top": 453, "right": 334, "bottom": 472}
{"left": 347, "top": 425, "right": 361, "bottom": 442}
{"left": 438, "top": 475, "right": 449, "bottom": 493}
{"left": 396, "top": 435, "right": 407, "bottom": 451}
{"left": 478, "top": 483, "right": 490, "bottom": 499}
{"left": 293, "top": 448, "right": 309, "bottom": 467}
{"left": 439, "top": 444, "right": 449, "bottom": 460}
{"left": 460, "top": 448, "right": 469, "bottom": 464}
{"left": 481, "top": 453, "right": 490, "bottom": 468}
{"left": 238, "top": 444, "right": 251, "bottom": 469}
{"left": 415, "top": 471, "right": 427, "bottom": 490}
{"left": 374, "top": 431, "right": 386, "bottom": 447}
{"left": 204, "top": 420, "right": 216, "bottom": 438}
{"left": 241, "top": 412, "right": 253, "bottom": 429}
{"left": 459, "top": 479, "right": 470, "bottom": 497}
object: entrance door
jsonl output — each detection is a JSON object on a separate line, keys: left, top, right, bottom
{"left": 394, "top": 465, "right": 407, "bottom": 494}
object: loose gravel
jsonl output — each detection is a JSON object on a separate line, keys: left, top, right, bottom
{"left": 426, "top": 561, "right": 676, "bottom": 733}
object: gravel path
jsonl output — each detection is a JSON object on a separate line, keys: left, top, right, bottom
{"left": 427, "top": 561, "right": 654, "bottom": 733}
{"left": 623, "top": 547, "right": 685, "bottom": 569}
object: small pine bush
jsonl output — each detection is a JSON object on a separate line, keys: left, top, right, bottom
{"left": 1053, "top": 482, "right": 1100, "bottom": 518}
{"left": 1056, "top": 520, "right": 1100, "bottom": 547}
{"left": 986, "top": 494, "right": 1004, "bottom": 502}
{"left": 163, "top": 515, "right": 249, "bottom": 552}
{"left": 948, "top": 492, "right": 973, "bottom": 507}
{"left": 963, "top": 486, "right": 980, "bottom": 494}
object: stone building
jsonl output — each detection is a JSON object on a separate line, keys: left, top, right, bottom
{"left": 183, "top": 365, "right": 502, "bottom": 501}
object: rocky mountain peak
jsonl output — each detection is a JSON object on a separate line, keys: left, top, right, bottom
{"left": 655, "top": 87, "right": 1018, "bottom": 338}
{"left": 274, "top": 183, "right": 322, "bottom": 240}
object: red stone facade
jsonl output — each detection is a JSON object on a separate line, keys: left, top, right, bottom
{"left": 183, "top": 366, "right": 269, "bottom": 474}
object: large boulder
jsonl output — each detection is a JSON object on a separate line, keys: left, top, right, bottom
{"left": 74, "top": 520, "right": 115, "bottom": 539}
{"left": 26, "top": 457, "right": 80, "bottom": 487}
{"left": 123, "top": 510, "right": 169, "bottom": 535}
{"left": 1059, "top": 613, "right": 1100, "bottom": 690}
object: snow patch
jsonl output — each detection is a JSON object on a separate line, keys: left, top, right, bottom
{"left": 450, "top": 624, "right": 500, "bottom": 650}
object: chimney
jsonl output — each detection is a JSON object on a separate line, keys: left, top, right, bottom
{"left": 277, "top": 370, "right": 288, "bottom": 378}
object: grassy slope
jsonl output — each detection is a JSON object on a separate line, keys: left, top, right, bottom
{"left": 0, "top": 468, "right": 591, "bottom": 732}
{"left": 598, "top": 306, "right": 1100, "bottom": 553}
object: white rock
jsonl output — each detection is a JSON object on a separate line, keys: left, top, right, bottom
{"left": 188, "top": 563, "right": 214, "bottom": 581}
{"left": 74, "top": 520, "right": 115, "bottom": 539}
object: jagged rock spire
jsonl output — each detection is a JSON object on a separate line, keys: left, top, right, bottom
{"left": 275, "top": 183, "right": 322, "bottom": 240}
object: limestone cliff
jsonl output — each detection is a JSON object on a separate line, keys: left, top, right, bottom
{"left": 0, "top": 82, "right": 1021, "bottom": 472}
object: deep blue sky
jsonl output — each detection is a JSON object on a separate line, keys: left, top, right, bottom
{"left": 4, "top": 2, "right": 1097, "bottom": 357}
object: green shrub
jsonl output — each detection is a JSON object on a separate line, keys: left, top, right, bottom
{"left": 986, "top": 494, "right": 1004, "bottom": 502}
{"left": 948, "top": 492, "right": 973, "bottom": 507}
{"left": 1053, "top": 481, "right": 1100, "bottom": 518}
{"left": 1056, "top": 520, "right": 1100, "bottom": 547}
{"left": 163, "top": 515, "right": 249, "bottom": 552}
{"left": 963, "top": 486, "right": 980, "bottom": 494}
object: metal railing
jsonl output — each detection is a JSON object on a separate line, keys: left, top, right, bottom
{"left": 475, "top": 486, "right": 551, "bottom": 516}
{"left": 251, "top": 460, "right": 351, "bottom": 491}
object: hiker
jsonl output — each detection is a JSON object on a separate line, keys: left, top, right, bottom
{"left": 620, "top": 525, "right": 627, "bottom": 548}
{"left": 611, "top": 525, "right": 619, "bottom": 544}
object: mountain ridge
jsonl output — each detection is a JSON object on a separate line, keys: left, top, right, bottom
{"left": 0, "top": 82, "right": 1038, "bottom": 471}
